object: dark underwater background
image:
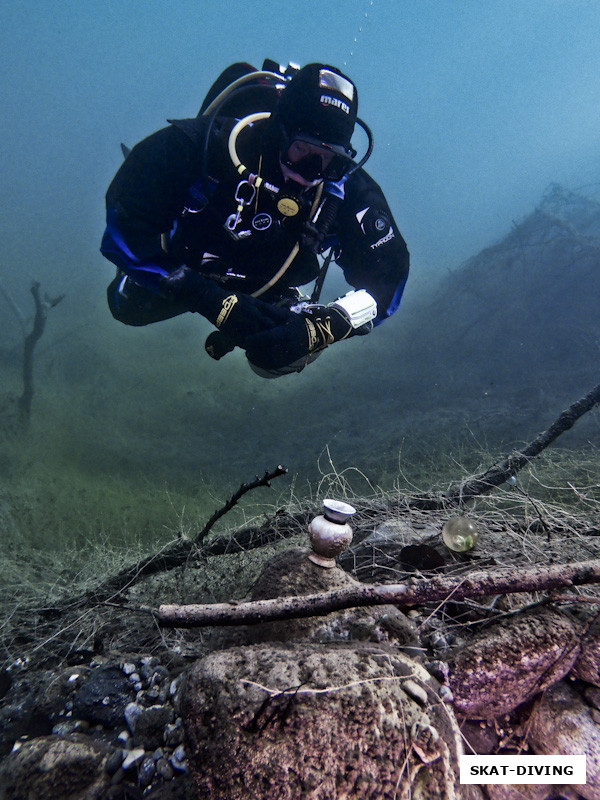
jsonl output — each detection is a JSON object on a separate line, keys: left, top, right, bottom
{"left": 1, "top": 1, "right": 600, "bottom": 562}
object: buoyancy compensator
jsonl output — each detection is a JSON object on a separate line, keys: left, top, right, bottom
{"left": 195, "top": 60, "right": 375, "bottom": 299}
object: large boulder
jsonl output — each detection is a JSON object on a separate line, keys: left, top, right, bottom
{"left": 0, "top": 733, "right": 111, "bottom": 800}
{"left": 447, "top": 608, "right": 581, "bottom": 718}
{"left": 527, "top": 681, "right": 600, "bottom": 800}
{"left": 182, "top": 641, "right": 464, "bottom": 800}
{"left": 212, "top": 547, "right": 418, "bottom": 651}
{"left": 572, "top": 616, "right": 600, "bottom": 687}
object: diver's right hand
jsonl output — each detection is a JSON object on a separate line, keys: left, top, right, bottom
{"left": 204, "top": 330, "right": 235, "bottom": 360}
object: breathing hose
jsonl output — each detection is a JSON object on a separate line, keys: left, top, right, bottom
{"left": 224, "top": 110, "right": 325, "bottom": 298}
{"left": 201, "top": 71, "right": 284, "bottom": 119}
{"left": 252, "top": 183, "right": 323, "bottom": 298}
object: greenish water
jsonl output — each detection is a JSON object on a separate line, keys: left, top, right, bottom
{"left": 2, "top": 1, "right": 600, "bottom": 575}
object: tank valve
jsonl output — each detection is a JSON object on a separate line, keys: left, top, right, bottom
{"left": 308, "top": 499, "right": 356, "bottom": 568}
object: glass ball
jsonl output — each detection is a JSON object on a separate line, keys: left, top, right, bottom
{"left": 441, "top": 516, "right": 479, "bottom": 552}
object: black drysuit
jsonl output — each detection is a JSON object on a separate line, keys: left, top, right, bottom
{"left": 101, "top": 112, "right": 409, "bottom": 373}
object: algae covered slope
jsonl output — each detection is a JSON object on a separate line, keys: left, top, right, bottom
{"left": 1, "top": 185, "right": 600, "bottom": 571}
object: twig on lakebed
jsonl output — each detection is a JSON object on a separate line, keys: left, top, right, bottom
{"left": 158, "top": 557, "right": 600, "bottom": 627}
{"left": 47, "top": 466, "right": 289, "bottom": 612}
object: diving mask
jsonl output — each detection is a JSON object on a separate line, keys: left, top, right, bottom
{"left": 281, "top": 134, "right": 356, "bottom": 183}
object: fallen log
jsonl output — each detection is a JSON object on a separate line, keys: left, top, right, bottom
{"left": 158, "top": 557, "right": 600, "bottom": 628}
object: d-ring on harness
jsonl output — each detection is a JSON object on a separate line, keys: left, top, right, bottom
{"left": 226, "top": 176, "right": 258, "bottom": 232}
{"left": 225, "top": 112, "right": 268, "bottom": 232}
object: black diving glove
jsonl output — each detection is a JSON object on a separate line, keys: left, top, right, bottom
{"left": 204, "top": 330, "right": 236, "bottom": 360}
{"left": 244, "top": 290, "right": 378, "bottom": 371}
{"left": 161, "top": 266, "right": 292, "bottom": 348}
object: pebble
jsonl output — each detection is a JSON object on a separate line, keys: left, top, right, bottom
{"left": 122, "top": 747, "right": 145, "bottom": 771}
{"left": 117, "top": 729, "right": 130, "bottom": 746}
{"left": 51, "top": 719, "right": 89, "bottom": 736}
{"left": 403, "top": 679, "right": 428, "bottom": 706}
{"left": 138, "top": 756, "right": 156, "bottom": 788}
{"left": 143, "top": 686, "right": 160, "bottom": 703}
{"left": 156, "top": 756, "right": 174, "bottom": 781}
{"left": 151, "top": 666, "right": 170, "bottom": 685}
{"left": 170, "top": 743, "right": 187, "bottom": 773}
{"left": 105, "top": 748, "right": 125, "bottom": 776}
{"left": 584, "top": 685, "right": 600, "bottom": 711}
{"left": 140, "top": 658, "right": 160, "bottom": 683}
{"left": 439, "top": 685, "right": 454, "bottom": 703}
{"left": 155, "top": 682, "right": 169, "bottom": 704}
{"left": 124, "top": 701, "right": 143, "bottom": 734}
{"left": 164, "top": 718, "right": 184, "bottom": 747}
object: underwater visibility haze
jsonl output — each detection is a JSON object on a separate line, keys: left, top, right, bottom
{"left": 1, "top": 0, "right": 600, "bottom": 556}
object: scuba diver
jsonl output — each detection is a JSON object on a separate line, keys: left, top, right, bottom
{"left": 101, "top": 60, "right": 410, "bottom": 378}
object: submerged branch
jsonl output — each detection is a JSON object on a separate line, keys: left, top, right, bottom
{"left": 402, "top": 381, "right": 600, "bottom": 510}
{"left": 194, "top": 465, "right": 288, "bottom": 545}
{"left": 158, "top": 557, "right": 600, "bottom": 628}
{"left": 52, "top": 466, "right": 289, "bottom": 611}
{"left": 17, "top": 282, "right": 65, "bottom": 425}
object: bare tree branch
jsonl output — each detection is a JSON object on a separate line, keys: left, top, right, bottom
{"left": 18, "top": 282, "right": 65, "bottom": 425}
{"left": 49, "top": 466, "right": 289, "bottom": 613}
{"left": 194, "top": 465, "right": 288, "bottom": 545}
{"left": 402, "top": 382, "right": 600, "bottom": 510}
{"left": 158, "top": 557, "right": 600, "bottom": 628}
